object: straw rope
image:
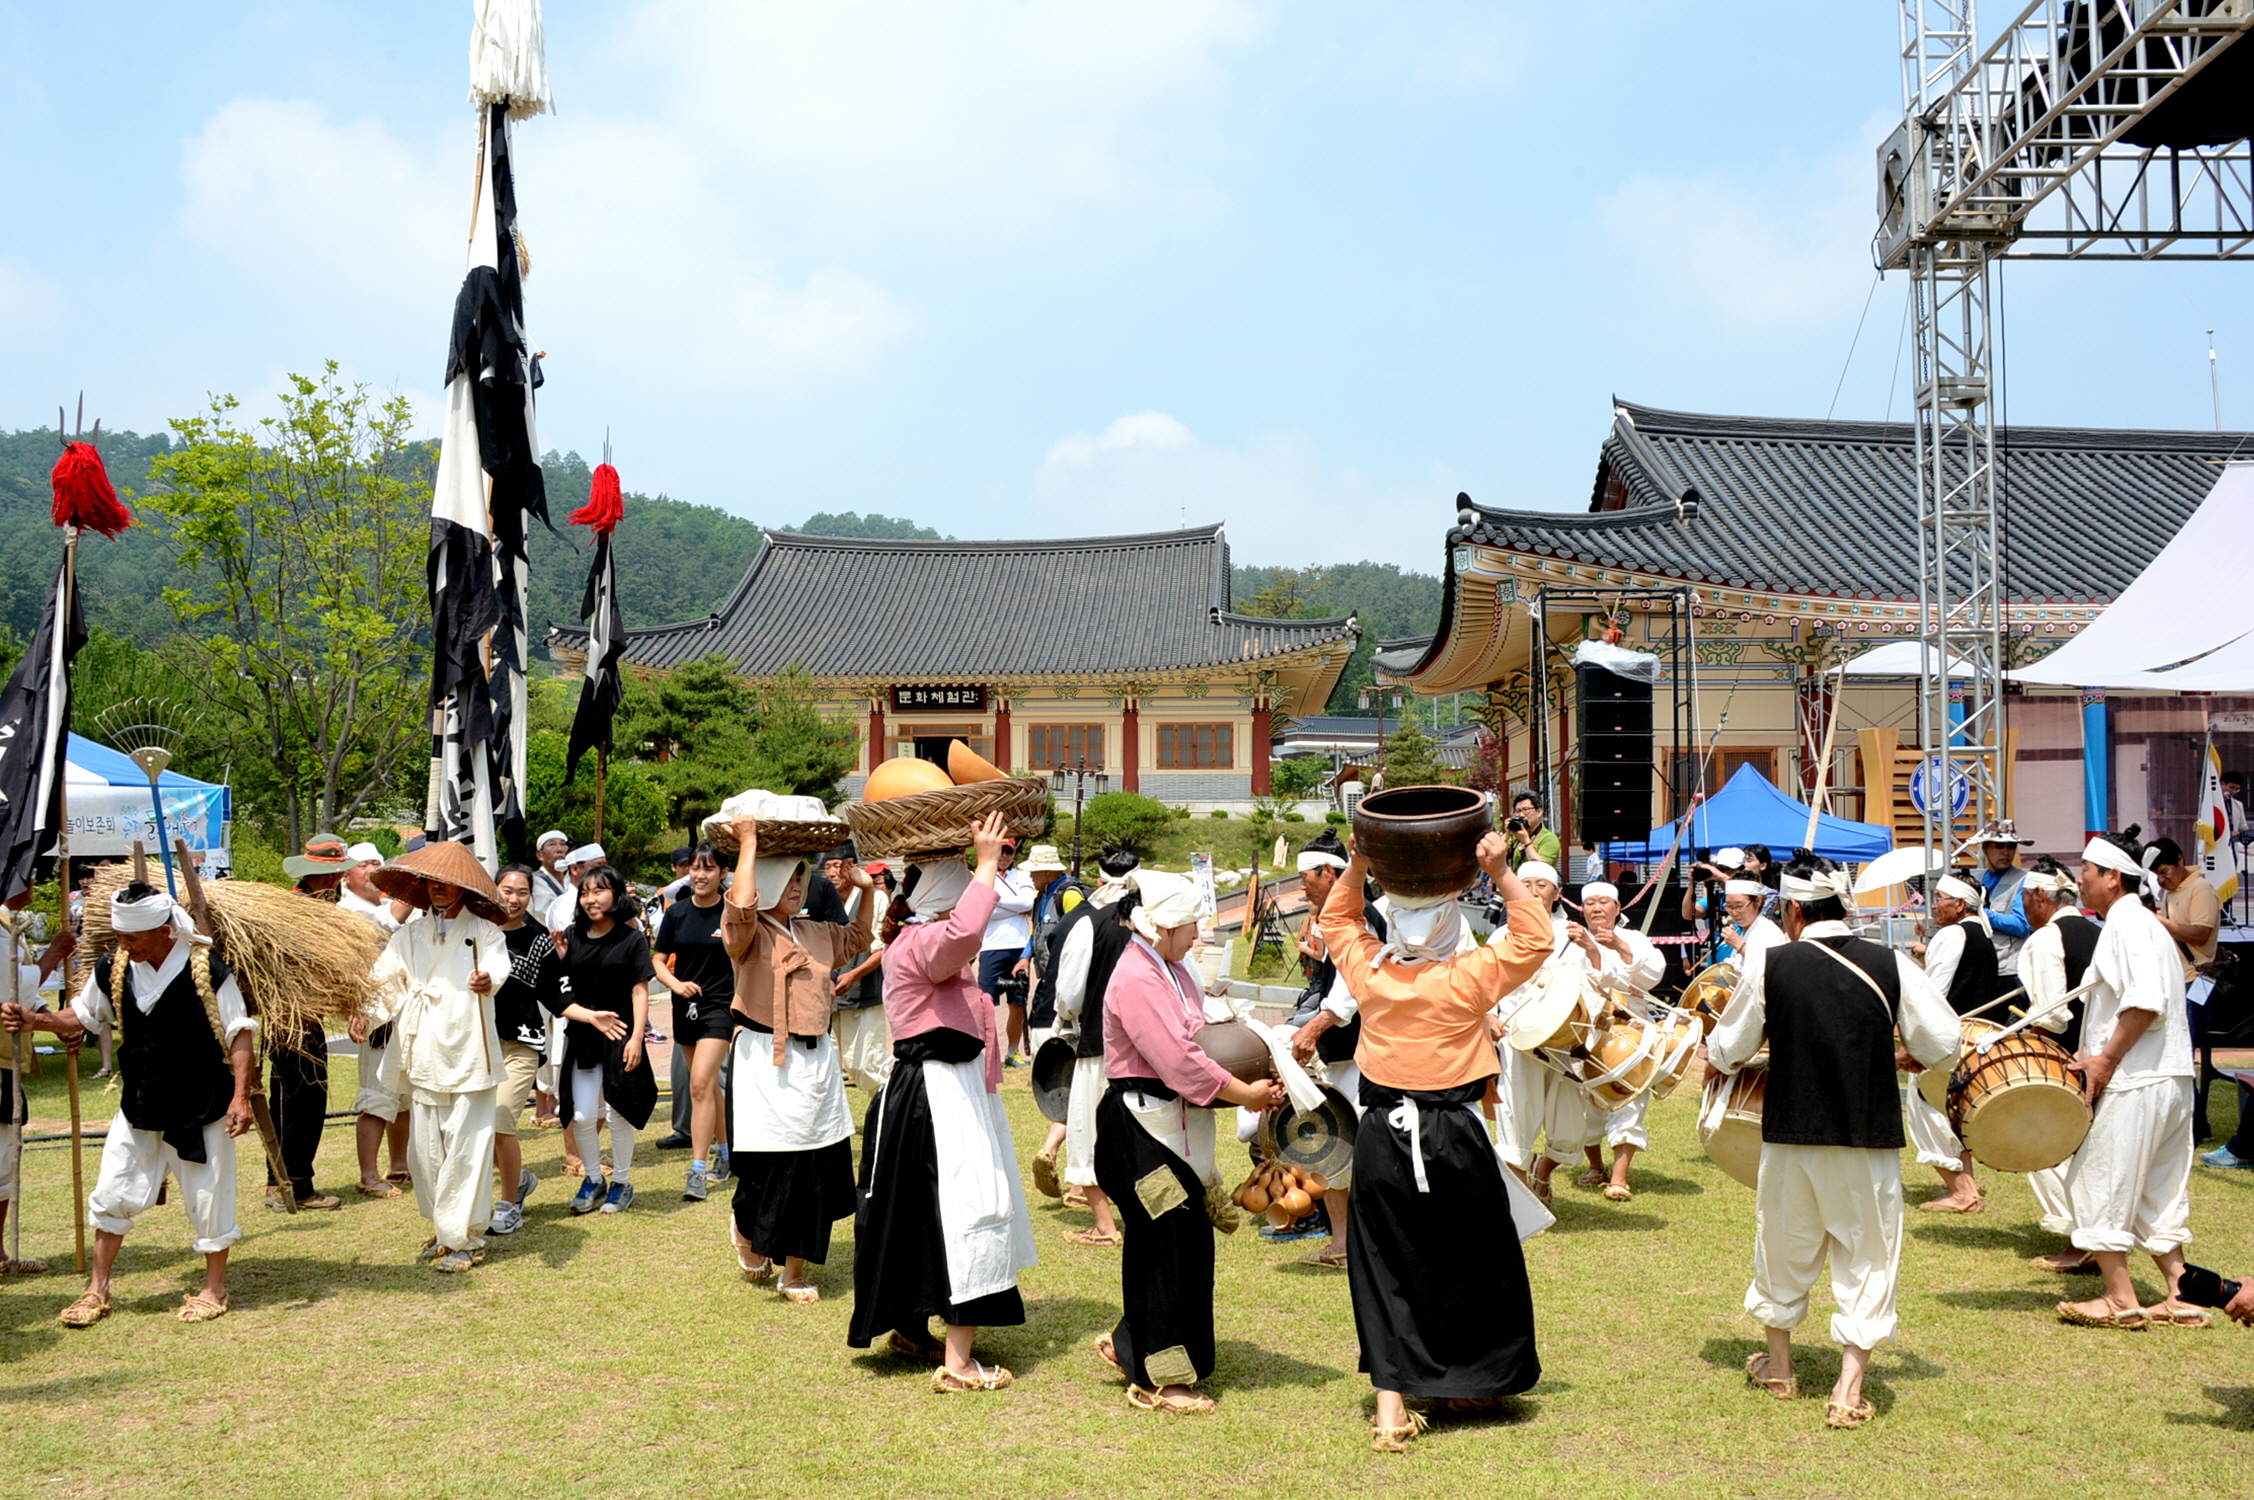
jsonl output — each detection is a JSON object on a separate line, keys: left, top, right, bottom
{"left": 839, "top": 776, "right": 1048, "bottom": 859}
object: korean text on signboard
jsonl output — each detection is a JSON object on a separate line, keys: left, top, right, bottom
{"left": 891, "top": 685, "right": 987, "bottom": 713}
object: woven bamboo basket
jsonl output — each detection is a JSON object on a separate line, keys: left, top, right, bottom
{"left": 840, "top": 775, "right": 1048, "bottom": 859}
{"left": 80, "top": 866, "right": 385, "bottom": 1052}
{"left": 700, "top": 814, "right": 852, "bottom": 859}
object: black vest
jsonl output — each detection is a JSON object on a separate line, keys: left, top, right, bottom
{"left": 1940, "top": 920, "right": 1999, "bottom": 1017}
{"left": 2051, "top": 913, "right": 2099, "bottom": 1053}
{"left": 103, "top": 950, "right": 237, "bottom": 1163}
{"left": 1308, "top": 901, "right": 1388, "bottom": 1063}
{"left": 1760, "top": 936, "right": 1904, "bottom": 1150}
{"left": 1071, "top": 897, "right": 1140, "bottom": 1060}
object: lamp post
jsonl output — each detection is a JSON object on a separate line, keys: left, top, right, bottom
{"left": 1054, "top": 754, "right": 1111, "bottom": 876}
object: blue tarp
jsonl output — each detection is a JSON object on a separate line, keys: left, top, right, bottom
{"left": 1600, "top": 762, "right": 1893, "bottom": 864}
{"left": 65, "top": 733, "right": 232, "bottom": 859}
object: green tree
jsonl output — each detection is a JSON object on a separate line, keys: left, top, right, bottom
{"left": 795, "top": 511, "right": 944, "bottom": 540}
{"left": 1379, "top": 719, "right": 1449, "bottom": 789}
{"left": 615, "top": 655, "right": 762, "bottom": 830}
{"left": 1075, "top": 791, "right": 1174, "bottom": 857}
{"left": 739, "top": 666, "right": 861, "bottom": 806}
{"left": 142, "top": 364, "right": 430, "bottom": 846}
{"left": 1242, "top": 567, "right": 1320, "bottom": 620}
{"left": 524, "top": 728, "right": 671, "bottom": 876}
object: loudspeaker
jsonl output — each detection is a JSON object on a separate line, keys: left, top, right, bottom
{"left": 1578, "top": 666, "right": 1654, "bottom": 842}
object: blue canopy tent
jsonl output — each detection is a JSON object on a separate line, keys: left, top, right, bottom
{"left": 1600, "top": 762, "right": 1892, "bottom": 864}
{"left": 63, "top": 733, "right": 232, "bottom": 863}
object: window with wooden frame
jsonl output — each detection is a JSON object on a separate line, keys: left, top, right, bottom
{"left": 1157, "top": 722, "right": 1234, "bottom": 770}
{"left": 1027, "top": 723, "right": 1105, "bottom": 770}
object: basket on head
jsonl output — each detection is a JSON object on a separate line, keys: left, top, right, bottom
{"left": 840, "top": 774, "right": 1048, "bottom": 860}
{"left": 371, "top": 840, "right": 506, "bottom": 923}
{"left": 700, "top": 789, "right": 853, "bottom": 859}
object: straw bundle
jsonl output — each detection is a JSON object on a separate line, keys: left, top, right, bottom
{"left": 81, "top": 866, "right": 385, "bottom": 1051}
{"left": 839, "top": 775, "right": 1048, "bottom": 859}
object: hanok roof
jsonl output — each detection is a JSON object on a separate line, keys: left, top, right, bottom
{"left": 548, "top": 524, "right": 1358, "bottom": 683}
{"left": 1450, "top": 400, "right": 2252, "bottom": 604}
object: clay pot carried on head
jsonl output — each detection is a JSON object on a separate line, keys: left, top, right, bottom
{"left": 1349, "top": 785, "right": 1493, "bottom": 901}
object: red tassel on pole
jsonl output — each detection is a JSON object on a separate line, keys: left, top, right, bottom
{"left": 50, "top": 442, "right": 133, "bottom": 538}
{"left": 568, "top": 463, "right": 622, "bottom": 536}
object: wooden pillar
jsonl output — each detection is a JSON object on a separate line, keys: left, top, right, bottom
{"left": 867, "top": 698, "right": 886, "bottom": 772}
{"left": 993, "top": 698, "right": 1012, "bottom": 771}
{"left": 1250, "top": 698, "right": 1272, "bottom": 795}
{"left": 1122, "top": 698, "right": 1140, "bottom": 794}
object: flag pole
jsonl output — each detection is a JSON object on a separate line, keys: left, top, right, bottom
{"left": 596, "top": 746, "right": 607, "bottom": 844}
{"left": 59, "top": 528, "right": 85, "bottom": 1273}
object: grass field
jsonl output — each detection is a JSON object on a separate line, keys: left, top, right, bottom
{"left": 5, "top": 1052, "right": 2252, "bottom": 1500}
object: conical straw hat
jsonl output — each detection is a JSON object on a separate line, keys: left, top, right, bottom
{"left": 371, "top": 840, "right": 506, "bottom": 923}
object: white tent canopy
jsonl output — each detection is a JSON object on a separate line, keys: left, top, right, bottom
{"left": 1838, "top": 641, "right": 1973, "bottom": 678}
{"left": 2011, "top": 462, "right": 2254, "bottom": 689}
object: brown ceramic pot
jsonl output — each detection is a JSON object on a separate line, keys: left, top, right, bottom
{"left": 1350, "top": 784, "right": 1492, "bottom": 900}
{"left": 1193, "top": 1020, "right": 1275, "bottom": 1083}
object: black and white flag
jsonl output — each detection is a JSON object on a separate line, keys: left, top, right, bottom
{"left": 426, "top": 19, "right": 551, "bottom": 869}
{"left": 0, "top": 554, "right": 85, "bottom": 901}
{"left": 565, "top": 465, "right": 623, "bottom": 782}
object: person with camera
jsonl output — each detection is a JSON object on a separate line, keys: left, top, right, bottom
{"left": 1503, "top": 792, "right": 1561, "bottom": 873}
{"left": 978, "top": 838, "right": 1037, "bottom": 1067}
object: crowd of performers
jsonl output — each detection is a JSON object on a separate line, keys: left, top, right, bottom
{"left": 0, "top": 804, "right": 2218, "bottom": 1449}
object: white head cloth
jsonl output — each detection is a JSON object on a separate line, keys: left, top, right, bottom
{"left": 2022, "top": 870, "right": 2073, "bottom": 898}
{"left": 1297, "top": 848, "right": 1349, "bottom": 874}
{"left": 535, "top": 829, "right": 570, "bottom": 850}
{"left": 1376, "top": 900, "right": 1467, "bottom": 967}
{"left": 1581, "top": 881, "right": 1620, "bottom": 903}
{"left": 111, "top": 887, "right": 182, "bottom": 934}
{"left": 346, "top": 842, "right": 383, "bottom": 864}
{"left": 1935, "top": 873, "right": 1983, "bottom": 906}
{"left": 2081, "top": 836, "right": 2143, "bottom": 880}
{"left": 1128, "top": 870, "right": 1204, "bottom": 942}
{"left": 906, "top": 858, "right": 975, "bottom": 922}
{"left": 567, "top": 843, "right": 607, "bottom": 867}
{"left": 1517, "top": 861, "right": 1560, "bottom": 888}
{"left": 1723, "top": 879, "right": 1765, "bottom": 897}
{"left": 1091, "top": 873, "right": 1133, "bottom": 909}
{"left": 1779, "top": 869, "right": 1852, "bottom": 904}
{"left": 753, "top": 857, "right": 806, "bottom": 912}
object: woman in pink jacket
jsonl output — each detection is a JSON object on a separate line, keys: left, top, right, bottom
{"left": 846, "top": 813, "right": 1037, "bottom": 1393}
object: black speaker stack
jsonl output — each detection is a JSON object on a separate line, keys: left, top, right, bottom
{"left": 1577, "top": 666, "right": 1653, "bottom": 843}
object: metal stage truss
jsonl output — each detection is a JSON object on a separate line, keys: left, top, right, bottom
{"left": 1880, "top": 1, "right": 2253, "bottom": 857}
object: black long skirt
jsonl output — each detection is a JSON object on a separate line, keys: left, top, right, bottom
{"left": 732, "top": 1138, "right": 856, "bottom": 1264}
{"left": 845, "top": 1037, "right": 1026, "bottom": 1348}
{"left": 1093, "top": 1083, "right": 1215, "bottom": 1390}
{"left": 1349, "top": 1077, "right": 1540, "bottom": 1399}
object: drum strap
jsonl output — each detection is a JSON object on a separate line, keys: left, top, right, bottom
{"left": 1805, "top": 940, "right": 1898, "bottom": 1027}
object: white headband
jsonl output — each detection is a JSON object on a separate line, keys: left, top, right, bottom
{"left": 1935, "top": 874, "right": 1982, "bottom": 905}
{"left": 1581, "top": 881, "right": 1619, "bottom": 903}
{"left": 1297, "top": 849, "right": 1349, "bottom": 874}
{"left": 2023, "top": 871, "right": 2072, "bottom": 897}
{"left": 1724, "top": 879, "right": 1765, "bottom": 897}
{"left": 2081, "top": 837, "right": 2143, "bottom": 879}
{"left": 1779, "top": 869, "right": 1852, "bottom": 903}
{"left": 536, "top": 829, "right": 569, "bottom": 849}
{"left": 110, "top": 888, "right": 179, "bottom": 933}
{"left": 1128, "top": 870, "right": 1204, "bottom": 940}
{"left": 1517, "top": 861, "right": 1560, "bottom": 886}
{"left": 567, "top": 843, "right": 606, "bottom": 866}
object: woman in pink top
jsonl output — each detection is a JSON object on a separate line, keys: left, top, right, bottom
{"left": 1093, "top": 871, "right": 1284, "bottom": 1414}
{"left": 846, "top": 813, "right": 1037, "bottom": 1394}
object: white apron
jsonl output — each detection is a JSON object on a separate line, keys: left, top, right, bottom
{"left": 730, "top": 1029, "right": 852, "bottom": 1153}
{"left": 914, "top": 1056, "right": 1039, "bottom": 1304}
{"left": 1121, "top": 1087, "right": 1221, "bottom": 1188}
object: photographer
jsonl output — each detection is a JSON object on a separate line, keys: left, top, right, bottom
{"left": 1503, "top": 791, "right": 1561, "bottom": 873}
{"left": 978, "top": 838, "right": 1038, "bottom": 1068}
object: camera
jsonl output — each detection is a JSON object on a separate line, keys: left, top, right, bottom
{"left": 991, "top": 972, "right": 1032, "bottom": 1002}
{"left": 2176, "top": 1263, "right": 2241, "bottom": 1308}
{"left": 1506, "top": 817, "right": 1527, "bottom": 833}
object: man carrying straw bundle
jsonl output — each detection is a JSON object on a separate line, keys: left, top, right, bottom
{"left": 365, "top": 843, "right": 510, "bottom": 1273}
{"left": 6, "top": 883, "right": 256, "bottom": 1326}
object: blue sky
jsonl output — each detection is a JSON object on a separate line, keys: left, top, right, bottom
{"left": 1, "top": 2, "right": 2243, "bottom": 570}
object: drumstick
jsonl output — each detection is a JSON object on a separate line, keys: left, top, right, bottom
{"left": 1956, "top": 972, "right": 2103, "bottom": 1024}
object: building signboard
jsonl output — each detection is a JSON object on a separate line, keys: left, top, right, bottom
{"left": 892, "top": 685, "right": 987, "bottom": 713}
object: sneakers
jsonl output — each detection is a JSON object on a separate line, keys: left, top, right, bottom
{"left": 654, "top": 1131, "right": 693, "bottom": 1151}
{"left": 570, "top": 1176, "right": 607, "bottom": 1215}
{"left": 2200, "top": 1145, "right": 2254, "bottom": 1170}
{"left": 518, "top": 1168, "right": 539, "bottom": 1202}
{"left": 711, "top": 1144, "right": 732, "bottom": 1184}
{"left": 1003, "top": 1052, "right": 1029, "bottom": 1069}
{"left": 602, "top": 1182, "right": 636, "bottom": 1214}
{"left": 685, "top": 1164, "right": 710, "bottom": 1202}
{"left": 489, "top": 1199, "right": 525, "bottom": 1236}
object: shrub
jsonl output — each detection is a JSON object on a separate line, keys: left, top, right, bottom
{"left": 1077, "top": 791, "right": 1175, "bottom": 857}
{"left": 1325, "top": 810, "right": 1347, "bottom": 825}
{"left": 1283, "top": 811, "right": 1306, "bottom": 822}
{"left": 1208, "top": 809, "right": 1230, "bottom": 820}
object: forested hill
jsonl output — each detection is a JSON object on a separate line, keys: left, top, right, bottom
{"left": 0, "top": 425, "right": 1442, "bottom": 714}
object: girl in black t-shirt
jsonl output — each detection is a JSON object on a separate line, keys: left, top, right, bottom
{"left": 653, "top": 842, "right": 736, "bottom": 1201}
{"left": 558, "top": 866, "right": 658, "bottom": 1216}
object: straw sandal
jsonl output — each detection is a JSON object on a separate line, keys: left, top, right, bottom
{"left": 385, "top": 1170, "right": 411, "bottom": 1185}
{"left": 1824, "top": 1398, "right": 1877, "bottom": 1430}
{"left": 2030, "top": 1251, "right": 2097, "bottom": 1273}
{"left": 1531, "top": 1177, "right": 1553, "bottom": 1208}
{"left": 176, "top": 1292, "right": 228, "bottom": 1323}
{"left": 1064, "top": 1228, "right": 1121, "bottom": 1248}
{"left": 1745, "top": 1352, "right": 1798, "bottom": 1400}
{"left": 1127, "top": 1384, "right": 1214, "bottom": 1415}
{"left": 1916, "top": 1194, "right": 1982, "bottom": 1214}
{"left": 888, "top": 1330, "right": 946, "bottom": 1364}
{"left": 2056, "top": 1300, "right": 2148, "bottom": 1331}
{"left": 1297, "top": 1244, "right": 1348, "bottom": 1269}
{"left": 1062, "top": 1187, "right": 1089, "bottom": 1208}
{"left": 58, "top": 1290, "right": 110, "bottom": 1328}
{"left": 931, "top": 1362, "right": 1014, "bottom": 1393}
{"left": 1371, "top": 1410, "right": 1430, "bottom": 1453}
{"left": 1574, "top": 1168, "right": 1606, "bottom": 1189}
{"left": 354, "top": 1180, "right": 402, "bottom": 1199}
{"left": 1603, "top": 1184, "right": 1633, "bottom": 1202}
{"left": 2146, "top": 1302, "right": 2214, "bottom": 1328}
{"left": 0, "top": 1256, "right": 49, "bottom": 1276}
{"left": 778, "top": 1278, "right": 820, "bottom": 1305}
{"left": 1096, "top": 1333, "right": 1123, "bottom": 1375}
{"left": 731, "top": 1226, "right": 776, "bottom": 1283}
{"left": 1031, "top": 1149, "right": 1062, "bottom": 1200}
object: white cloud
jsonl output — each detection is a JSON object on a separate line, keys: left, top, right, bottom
{"left": 0, "top": 257, "right": 63, "bottom": 338}
{"left": 1040, "top": 409, "right": 1196, "bottom": 470}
